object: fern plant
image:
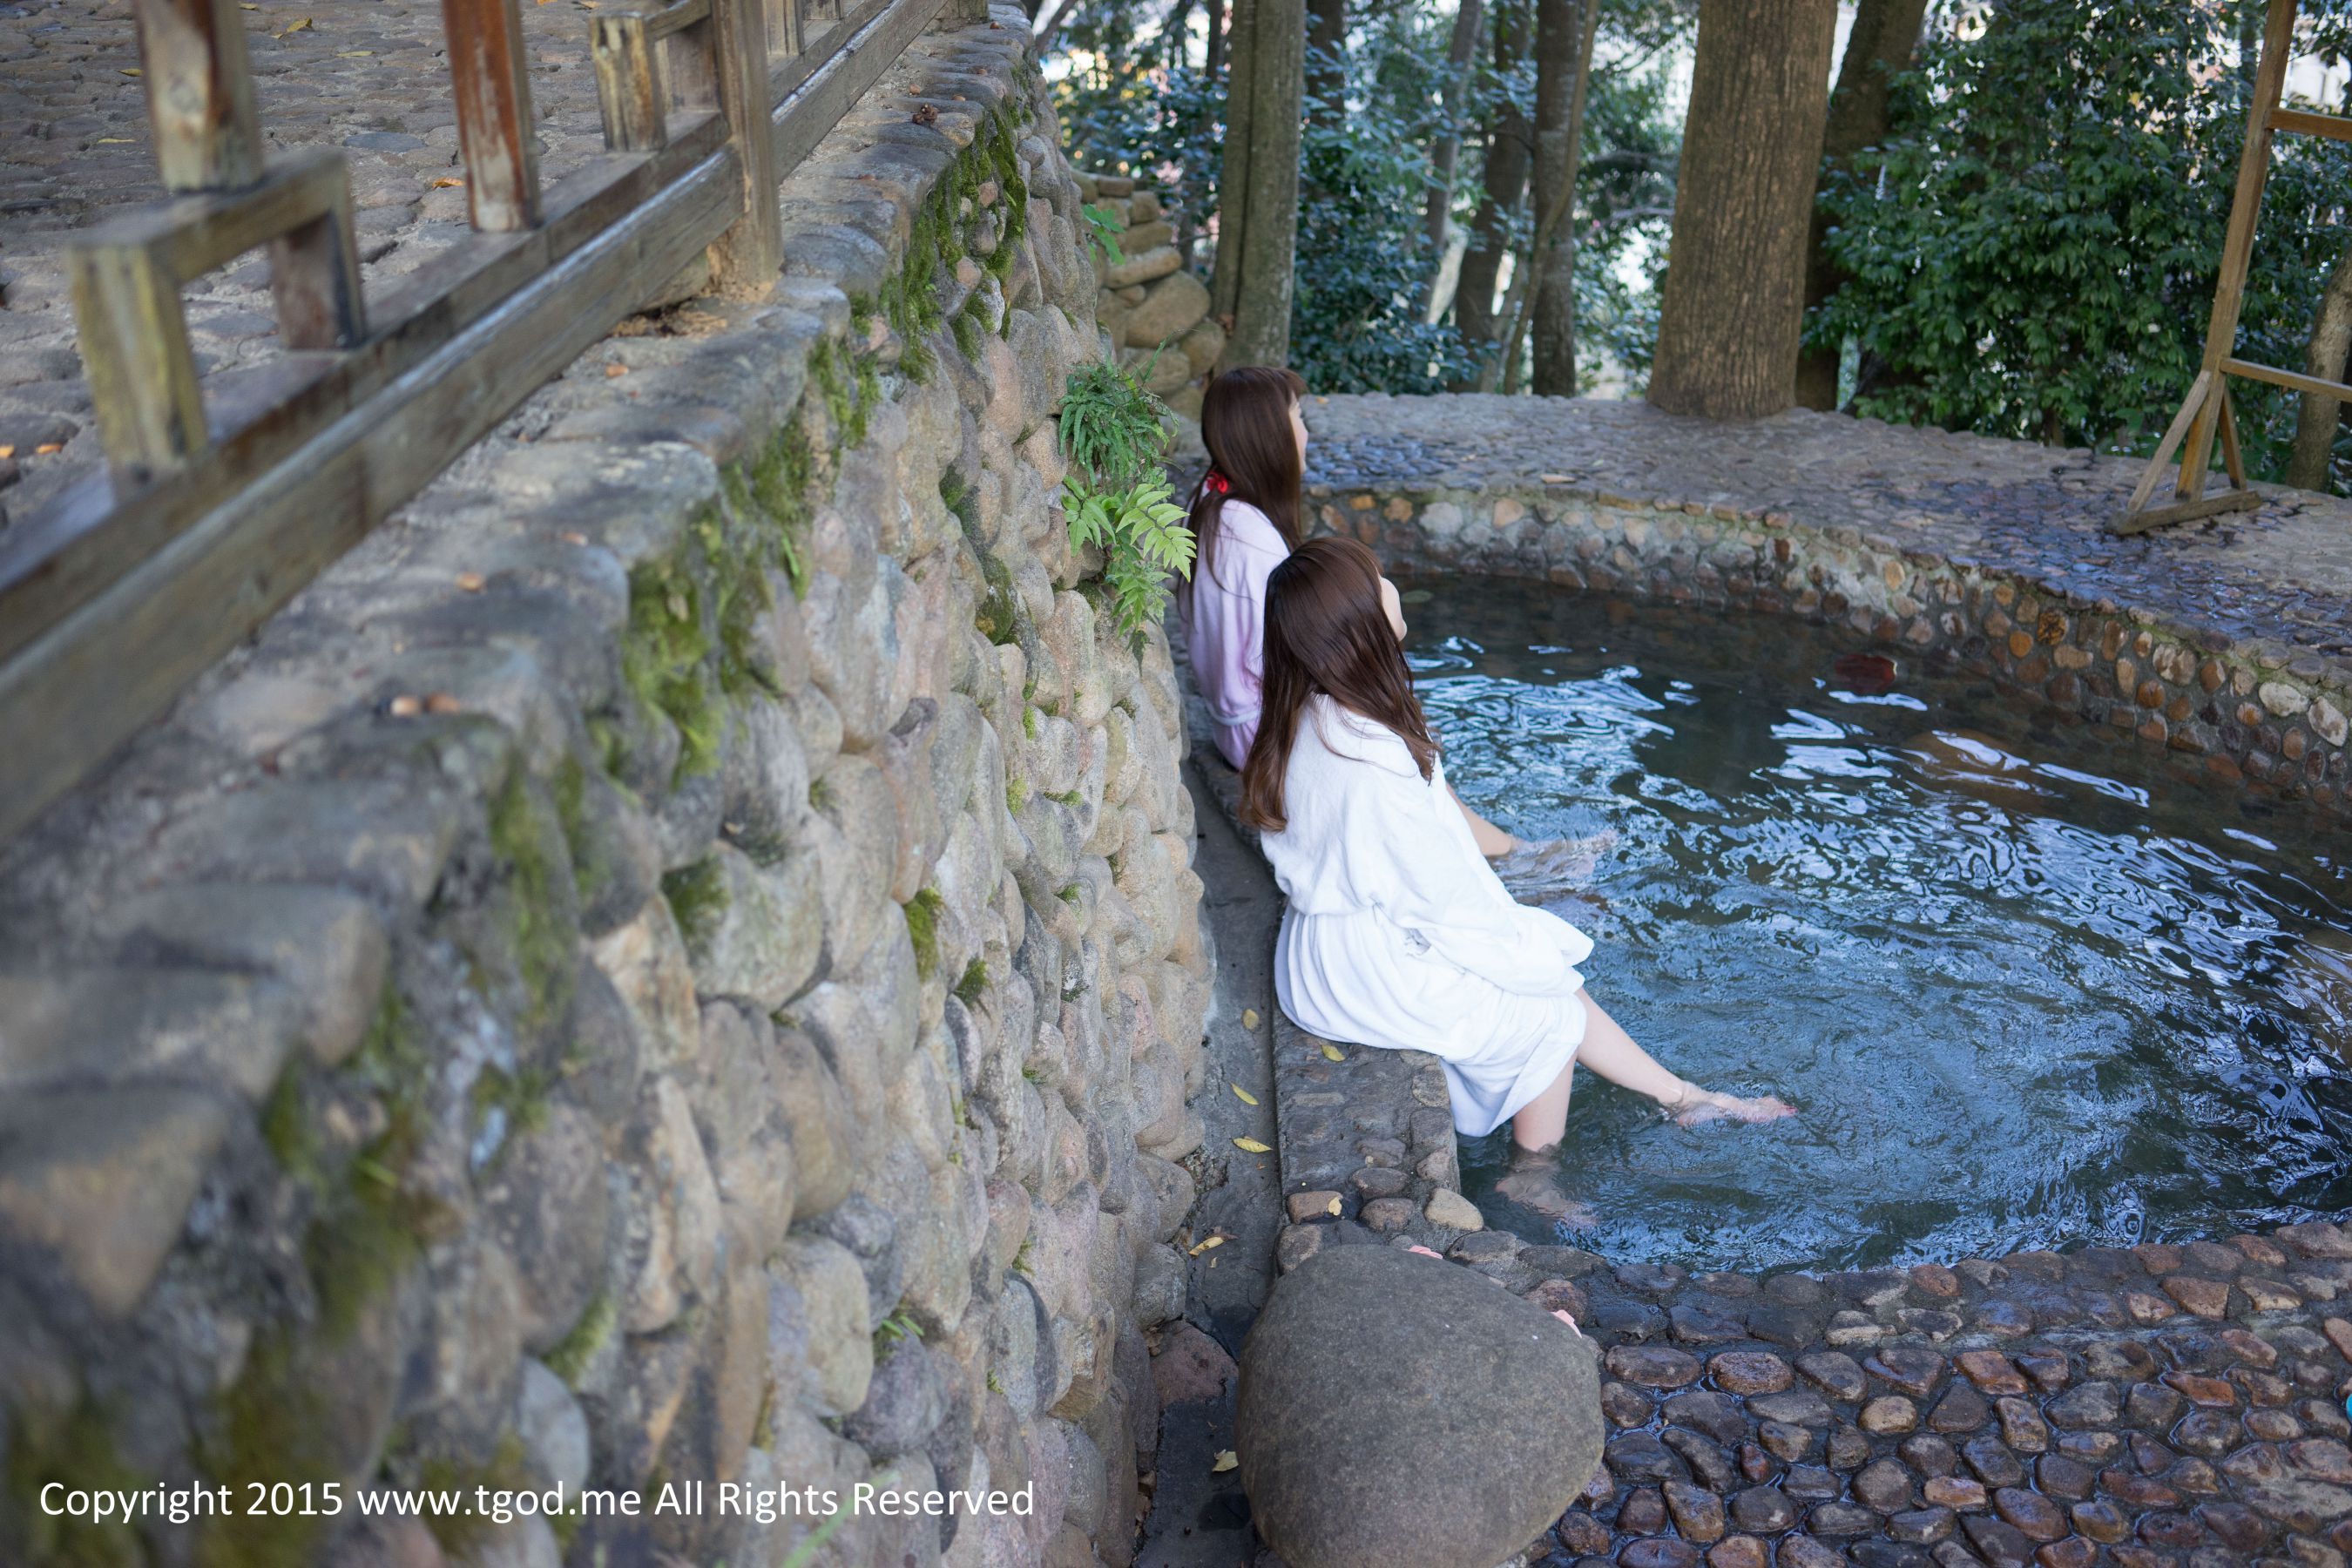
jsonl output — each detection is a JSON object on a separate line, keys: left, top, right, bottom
{"left": 1059, "top": 355, "right": 1193, "bottom": 639}
{"left": 1079, "top": 203, "right": 1127, "bottom": 267}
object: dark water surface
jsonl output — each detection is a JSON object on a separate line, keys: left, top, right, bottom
{"left": 1405, "top": 580, "right": 2352, "bottom": 1272}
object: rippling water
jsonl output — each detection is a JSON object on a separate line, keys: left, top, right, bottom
{"left": 1407, "top": 580, "right": 2352, "bottom": 1272}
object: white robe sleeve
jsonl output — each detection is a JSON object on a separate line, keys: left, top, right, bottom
{"left": 1314, "top": 712, "right": 1592, "bottom": 997}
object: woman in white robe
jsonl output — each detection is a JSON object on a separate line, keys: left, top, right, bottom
{"left": 1240, "top": 537, "right": 1792, "bottom": 1207}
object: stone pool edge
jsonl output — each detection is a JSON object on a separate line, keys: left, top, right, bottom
{"left": 1303, "top": 477, "right": 2352, "bottom": 821}
{"left": 1178, "top": 575, "right": 2352, "bottom": 1568}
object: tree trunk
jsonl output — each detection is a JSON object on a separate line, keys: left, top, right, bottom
{"left": 1418, "top": 0, "right": 1487, "bottom": 308}
{"left": 1212, "top": 0, "right": 1304, "bottom": 368}
{"left": 1308, "top": 0, "right": 1345, "bottom": 125}
{"left": 1527, "top": 0, "right": 1599, "bottom": 395}
{"left": 1794, "top": 0, "right": 1928, "bottom": 409}
{"left": 1451, "top": 0, "right": 1530, "bottom": 373}
{"left": 1648, "top": 0, "right": 1839, "bottom": 420}
{"left": 1206, "top": 0, "right": 1226, "bottom": 77}
{"left": 2288, "top": 237, "right": 2352, "bottom": 491}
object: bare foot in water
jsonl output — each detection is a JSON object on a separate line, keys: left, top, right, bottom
{"left": 1495, "top": 1161, "right": 1599, "bottom": 1227}
{"left": 1671, "top": 1089, "right": 1798, "bottom": 1129}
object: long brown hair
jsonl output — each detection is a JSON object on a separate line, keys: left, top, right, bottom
{"left": 1239, "top": 537, "right": 1438, "bottom": 832}
{"left": 1188, "top": 365, "right": 1307, "bottom": 586}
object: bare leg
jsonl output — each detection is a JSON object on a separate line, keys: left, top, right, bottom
{"left": 1576, "top": 993, "right": 1794, "bottom": 1125}
{"left": 1511, "top": 1058, "right": 1575, "bottom": 1151}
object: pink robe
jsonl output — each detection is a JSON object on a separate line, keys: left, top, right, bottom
{"left": 1179, "top": 498, "right": 1288, "bottom": 769}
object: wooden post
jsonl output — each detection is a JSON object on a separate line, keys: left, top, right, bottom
{"left": 132, "top": 0, "right": 263, "bottom": 191}
{"left": 592, "top": 10, "right": 668, "bottom": 151}
{"left": 442, "top": 0, "right": 544, "bottom": 232}
{"left": 673, "top": 0, "right": 783, "bottom": 292}
{"left": 71, "top": 242, "right": 207, "bottom": 481}
{"left": 2176, "top": 0, "right": 2296, "bottom": 497}
{"left": 764, "top": 0, "right": 803, "bottom": 59}
{"left": 267, "top": 182, "right": 367, "bottom": 349}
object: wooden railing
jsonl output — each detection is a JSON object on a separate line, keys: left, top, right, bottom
{"left": 0, "top": 0, "right": 970, "bottom": 841}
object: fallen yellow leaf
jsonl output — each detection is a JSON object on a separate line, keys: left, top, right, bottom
{"left": 455, "top": 571, "right": 486, "bottom": 591}
{"left": 1211, "top": 1451, "right": 1238, "bottom": 1473}
{"left": 32, "top": 443, "right": 62, "bottom": 455}
{"left": 1321, "top": 1043, "right": 1345, "bottom": 1062}
{"left": 1240, "top": 1007, "right": 1260, "bottom": 1029}
{"left": 96, "top": 137, "right": 134, "bottom": 143}
{"left": 388, "top": 694, "right": 423, "bottom": 718}
{"left": 425, "top": 693, "right": 463, "bottom": 714}
{"left": 1324, "top": 1195, "right": 1342, "bottom": 1215}
{"left": 0, "top": 446, "right": 14, "bottom": 459}
{"left": 1230, "top": 1084, "right": 1257, "bottom": 1105}
{"left": 605, "top": 362, "right": 630, "bottom": 376}
{"left": 430, "top": 176, "right": 465, "bottom": 188}
{"left": 1186, "top": 1235, "right": 1224, "bottom": 1255}
{"left": 120, "top": 66, "right": 140, "bottom": 75}
{"left": 1233, "top": 1136, "right": 1270, "bottom": 1154}
{"left": 275, "top": 15, "right": 311, "bottom": 33}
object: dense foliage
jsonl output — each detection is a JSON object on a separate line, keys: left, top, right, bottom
{"left": 1048, "top": 0, "right": 1689, "bottom": 395}
{"left": 1815, "top": 0, "right": 2352, "bottom": 476}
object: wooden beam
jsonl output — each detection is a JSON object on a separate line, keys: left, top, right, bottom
{"left": 2268, "top": 105, "right": 2352, "bottom": 142}
{"left": 65, "top": 151, "right": 366, "bottom": 482}
{"left": 1, "top": 118, "right": 730, "bottom": 669}
{"left": 0, "top": 147, "right": 742, "bottom": 846}
{"left": 647, "top": 0, "right": 713, "bottom": 39}
{"left": 2108, "top": 488, "right": 2261, "bottom": 537}
{"left": 443, "top": 0, "right": 544, "bottom": 232}
{"left": 766, "top": 0, "right": 894, "bottom": 106}
{"left": 2222, "top": 354, "right": 2352, "bottom": 403}
{"left": 132, "top": 0, "right": 263, "bottom": 191}
{"left": 770, "top": 0, "right": 944, "bottom": 172}
{"left": 71, "top": 147, "right": 357, "bottom": 283}
{"left": 2178, "top": 0, "right": 2297, "bottom": 497}
{"left": 2124, "top": 369, "right": 2213, "bottom": 518}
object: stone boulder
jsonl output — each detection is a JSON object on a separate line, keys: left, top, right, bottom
{"left": 1125, "top": 270, "right": 1210, "bottom": 349}
{"left": 1233, "top": 1244, "right": 1603, "bottom": 1568}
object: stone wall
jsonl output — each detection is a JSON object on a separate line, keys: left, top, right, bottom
{"left": 1075, "top": 173, "right": 1219, "bottom": 420}
{"left": 0, "top": 15, "right": 1210, "bottom": 1568}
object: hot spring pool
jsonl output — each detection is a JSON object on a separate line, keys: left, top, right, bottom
{"left": 1405, "top": 579, "right": 2352, "bottom": 1272}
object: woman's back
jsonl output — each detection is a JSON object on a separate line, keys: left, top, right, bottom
{"left": 1180, "top": 497, "right": 1290, "bottom": 768}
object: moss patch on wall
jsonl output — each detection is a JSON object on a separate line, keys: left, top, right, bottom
{"left": 903, "top": 888, "right": 945, "bottom": 980}
{"left": 195, "top": 1340, "right": 338, "bottom": 1568}
{"left": 4, "top": 1399, "right": 145, "bottom": 1568}
{"left": 661, "top": 855, "right": 729, "bottom": 950}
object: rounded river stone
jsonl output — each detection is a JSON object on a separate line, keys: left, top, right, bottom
{"left": 1234, "top": 1245, "right": 1603, "bottom": 1568}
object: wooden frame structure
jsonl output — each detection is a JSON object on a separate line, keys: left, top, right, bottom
{"left": 2116, "top": 0, "right": 2352, "bottom": 534}
{"left": 0, "top": 0, "right": 972, "bottom": 841}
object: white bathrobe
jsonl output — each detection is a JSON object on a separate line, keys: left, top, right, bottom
{"left": 1262, "top": 694, "right": 1594, "bottom": 1137}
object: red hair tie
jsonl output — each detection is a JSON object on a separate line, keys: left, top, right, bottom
{"left": 1204, "top": 471, "right": 1230, "bottom": 495}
